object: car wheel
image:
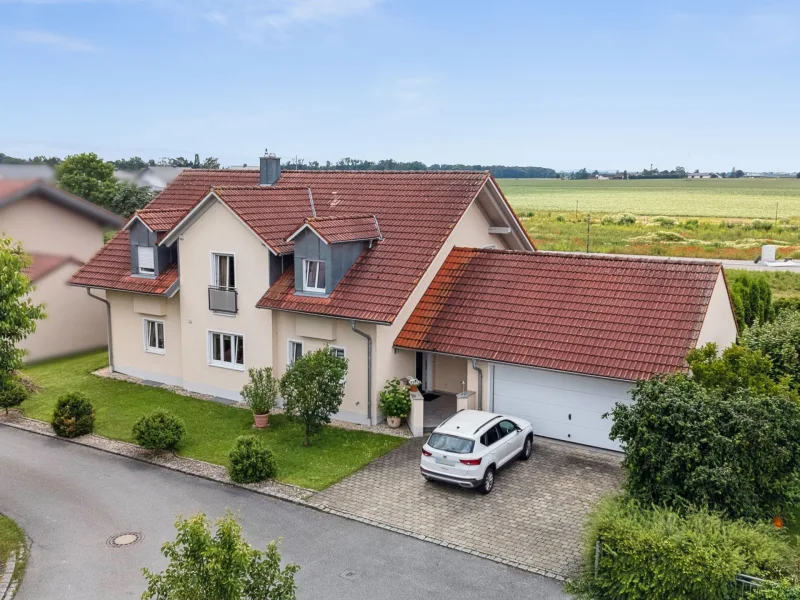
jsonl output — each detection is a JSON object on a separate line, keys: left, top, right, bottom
{"left": 478, "top": 466, "right": 495, "bottom": 495}
{"left": 519, "top": 435, "right": 533, "bottom": 461}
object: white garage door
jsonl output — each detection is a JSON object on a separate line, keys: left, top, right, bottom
{"left": 492, "top": 364, "right": 633, "bottom": 451}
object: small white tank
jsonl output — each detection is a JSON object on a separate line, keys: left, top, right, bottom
{"left": 761, "top": 245, "right": 777, "bottom": 263}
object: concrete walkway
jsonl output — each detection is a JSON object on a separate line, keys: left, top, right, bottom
{"left": 0, "top": 426, "right": 568, "bottom": 600}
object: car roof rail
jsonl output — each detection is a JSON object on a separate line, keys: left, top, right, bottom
{"left": 473, "top": 415, "right": 502, "bottom": 434}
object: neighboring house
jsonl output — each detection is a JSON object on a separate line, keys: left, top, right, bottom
{"left": 69, "top": 158, "right": 737, "bottom": 451}
{"left": 114, "top": 166, "right": 188, "bottom": 191}
{"left": 0, "top": 164, "right": 56, "bottom": 181}
{"left": 688, "top": 172, "right": 713, "bottom": 179}
{"left": 0, "top": 179, "right": 125, "bottom": 361}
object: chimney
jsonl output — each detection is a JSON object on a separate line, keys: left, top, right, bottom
{"left": 259, "top": 151, "right": 281, "bottom": 186}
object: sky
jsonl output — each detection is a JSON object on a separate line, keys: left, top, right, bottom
{"left": 0, "top": 0, "right": 798, "bottom": 172}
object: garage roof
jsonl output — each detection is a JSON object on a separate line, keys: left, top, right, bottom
{"left": 394, "top": 247, "right": 725, "bottom": 381}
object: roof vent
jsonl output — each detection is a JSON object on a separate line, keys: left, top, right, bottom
{"left": 259, "top": 150, "right": 281, "bottom": 186}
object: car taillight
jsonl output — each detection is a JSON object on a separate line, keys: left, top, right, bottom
{"left": 459, "top": 458, "right": 482, "bottom": 466}
{"left": 421, "top": 448, "right": 432, "bottom": 457}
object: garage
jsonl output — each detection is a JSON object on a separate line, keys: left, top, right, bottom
{"left": 492, "top": 364, "right": 633, "bottom": 451}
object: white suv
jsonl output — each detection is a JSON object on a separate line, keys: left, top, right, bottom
{"left": 420, "top": 410, "right": 534, "bottom": 494}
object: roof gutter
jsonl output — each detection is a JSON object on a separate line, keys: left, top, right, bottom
{"left": 351, "top": 321, "right": 373, "bottom": 425}
{"left": 471, "top": 359, "right": 484, "bottom": 411}
{"left": 86, "top": 288, "right": 114, "bottom": 373}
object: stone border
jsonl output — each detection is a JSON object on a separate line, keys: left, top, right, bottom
{"left": 0, "top": 526, "right": 27, "bottom": 600}
{"left": 0, "top": 412, "right": 564, "bottom": 583}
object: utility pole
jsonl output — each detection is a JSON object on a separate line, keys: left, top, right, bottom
{"left": 575, "top": 199, "right": 579, "bottom": 221}
{"left": 586, "top": 214, "right": 591, "bottom": 253}
{"left": 776, "top": 202, "right": 779, "bottom": 224}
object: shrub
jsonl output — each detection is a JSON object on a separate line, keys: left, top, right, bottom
{"left": 684, "top": 218, "right": 700, "bottom": 229}
{"left": 132, "top": 410, "right": 186, "bottom": 451}
{"left": 378, "top": 378, "right": 412, "bottom": 418}
{"left": 228, "top": 436, "right": 277, "bottom": 484}
{"left": 654, "top": 216, "right": 675, "bottom": 227}
{"left": 741, "top": 309, "right": 800, "bottom": 386}
{"left": 601, "top": 213, "right": 636, "bottom": 226}
{"left": 0, "top": 376, "right": 28, "bottom": 414}
{"left": 727, "top": 270, "right": 774, "bottom": 328}
{"left": 567, "top": 496, "right": 799, "bottom": 600}
{"left": 686, "top": 343, "right": 790, "bottom": 396}
{"left": 774, "top": 298, "right": 800, "bottom": 314}
{"left": 610, "top": 376, "right": 800, "bottom": 520}
{"left": 280, "top": 346, "right": 347, "bottom": 445}
{"left": 241, "top": 367, "right": 280, "bottom": 415}
{"left": 555, "top": 214, "right": 565, "bottom": 222}
{"left": 51, "top": 392, "right": 95, "bottom": 438}
{"left": 752, "top": 219, "right": 774, "bottom": 231}
{"left": 142, "top": 511, "right": 298, "bottom": 600}
{"left": 750, "top": 580, "right": 800, "bottom": 599}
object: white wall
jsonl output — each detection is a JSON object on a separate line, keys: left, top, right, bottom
{"left": 695, "top": 271, "right": 738, "bottom": 351}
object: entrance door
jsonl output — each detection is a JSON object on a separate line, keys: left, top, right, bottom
{"left": 415, "top": 352, "right": 435, "bottom": 392}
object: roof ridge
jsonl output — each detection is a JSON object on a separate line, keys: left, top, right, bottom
{"left": 212, "top": 185, "right": 311, "bottom": 191}
{"left": 307, "top": 213, "right": 376, "bottom": 222}
{"left": 281, "top": 169, "right": 490, "bottom": 175}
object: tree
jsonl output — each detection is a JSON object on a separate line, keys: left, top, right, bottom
{"left": 796, "top": 172, "right": 800, "bottom": 179}
{"left": 726, "top": 270, "right": 773, "bottom": 329}
{"left": 0, "top": 378, "right": 28, "bottom": 414}
{"left": 105, "top": 181, "right": 156, "bottom": 217}
{"left": 741, "top": 309, "right": 800, "bottom": 387}
{"left": 55, "top": 152, "right": 116, "bottom": 206}
{"left": 0, "top": 237, "right": 45, "bottom": 386}
{"left": 112, "top": 156, "right": 148, "bottom": 171}
{"left": 686, "top": 343, "right": 791, "bottom": 396}
{"left": 610, "top": 375, "right": 800, "bottom": 520}
{"left": 142, "top": 512, "right": 298, "bottom": 600}
{"left": 279, "top": 347, "right": 347, "bottom": 445}
{"left": 572, "top": 168, "right": 589, "bottom": 180}
{"left": 202, "top": 156, "right": 220, "bottom": 169}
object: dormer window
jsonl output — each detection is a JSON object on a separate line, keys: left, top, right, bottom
{"left": 137, "top": 246, "right": 155, "bottom": 275}
{"left": 303, "top": 259, "right": 326, "bottom": 293}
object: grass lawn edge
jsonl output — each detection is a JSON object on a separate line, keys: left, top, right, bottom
{"left": 0, "top": 513, "right": 28, "bottom": 595}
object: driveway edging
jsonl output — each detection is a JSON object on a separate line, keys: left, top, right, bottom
{"left": 0, "top": 414, "right": 565, "bottom": 582}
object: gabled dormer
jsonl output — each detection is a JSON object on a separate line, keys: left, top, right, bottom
{"left": 286, "top": 215, "right": 382, "bottom": 296}
{"left": 125, "top": 213, "right": 177, "bottom": 278}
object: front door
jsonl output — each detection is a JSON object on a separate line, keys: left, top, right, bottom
{"left": 415, "top": 352, "right": 435, "bottom": 393}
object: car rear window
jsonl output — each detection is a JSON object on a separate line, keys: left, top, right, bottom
{"left": 427, "top": 433, "right": 474, "bottom": 454}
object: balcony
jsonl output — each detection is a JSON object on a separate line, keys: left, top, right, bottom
{"left": 208, "top": 286, "right": 238, "bottom": 314}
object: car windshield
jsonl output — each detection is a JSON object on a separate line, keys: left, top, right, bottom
{"left": 427, "top": 433, "right": 474, "bottom": 454}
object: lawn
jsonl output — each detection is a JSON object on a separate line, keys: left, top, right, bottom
{"left": 498, "top": 178, "right": 800, "bottom": 219}
{"left": 0, "top": 514, "right": 26, "bottom": 589}
{"left": 20, "top": 351, "right": 405, "bottom": 490}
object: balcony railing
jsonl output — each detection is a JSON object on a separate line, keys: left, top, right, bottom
{"left": 208, "top": 286, "right": 238, "bottom": 314}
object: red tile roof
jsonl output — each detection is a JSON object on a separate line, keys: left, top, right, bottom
{"left": 134, "top": 207, "right": 191, "bottom": 232}
{"left": 295, "top": 214, "right": 382, "bottom": 244}
{"left": 23, "top": 253, "right": 82, "bottom": 282}
{"left": 70, "top": 230, "right": 178, "bottom": 295}
{"left": 394, "top": 247, "right": 724, "bottom": 381}
{"left": 0, "top": 179, "right": 38, "bottom": 200}
{"left": 0, "top": 179, "right": 124, "bottom": 226}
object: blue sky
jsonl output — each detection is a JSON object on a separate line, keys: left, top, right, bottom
{"left": 1, "top": 0, "right": 798, "bottom": 171}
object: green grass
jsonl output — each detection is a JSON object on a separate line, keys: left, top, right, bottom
{"left": 21, "top": 351, "right": 405, "bottom": 490}
{"left": 0, "top": 514, "right": 27, "bottom": 588}
{"left": 498, "top": 178, "right": 800, "bottom": 219}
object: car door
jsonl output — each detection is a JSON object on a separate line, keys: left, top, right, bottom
{"left": 496, "top": 420, "right": 522, "bottom": 466}
{"left": 480, "top": 425, "right": 503, "bottom": 466}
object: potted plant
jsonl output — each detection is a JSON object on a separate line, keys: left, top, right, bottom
{"left": 379, "top": 378, "right": 412, "bottom": 428}
{"left": 407, "top": 376, "right": 421, "bottom": 393}
{"left": 241, "top": 367, "right": 279, "bottom": 428}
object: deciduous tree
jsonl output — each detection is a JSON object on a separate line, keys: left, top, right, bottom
{"left": 55, "top": 152, "right": 116, "bottom": 206}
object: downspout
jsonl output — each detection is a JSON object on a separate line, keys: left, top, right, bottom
{"left": 351, "top": 321, "right": 373, "bottom": 425}
{"left": 87, "top": 288, "right": 113, "bottom": 373}
{"left": 471, "top": 359, "right": 483, "bottom": 411}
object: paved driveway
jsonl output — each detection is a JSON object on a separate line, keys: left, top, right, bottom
{"left": 0, "top": 426, "right": 568, "bottom": 600}
{"left": 310, "top": 437, "right": 623, "bottom": 578}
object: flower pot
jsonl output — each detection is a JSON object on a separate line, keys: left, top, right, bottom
{"left": 253, "top": 413, "right": 270, "bottom": 428}
{"left": 387, "top": 416, "right": 402, "bottom": 428}
{"left": 409, "top": 385, "right": 419, "bottom": 393}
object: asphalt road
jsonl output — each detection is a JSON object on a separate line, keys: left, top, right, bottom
{"left": 0, "top": 426, "right": 568, "bottom": 600}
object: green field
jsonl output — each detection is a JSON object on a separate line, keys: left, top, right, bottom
{"left": 498, "top": 178, "right": 800, "bottom": 219}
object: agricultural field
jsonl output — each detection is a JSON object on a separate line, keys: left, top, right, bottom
{"left": 498, "top": 178, "right": 800, "bottom": 219}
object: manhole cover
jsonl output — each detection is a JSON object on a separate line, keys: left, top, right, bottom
{"left": 106, "top": 532, "right": 143, "bottom": 548}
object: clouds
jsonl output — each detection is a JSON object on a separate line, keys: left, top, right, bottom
{"left": 12, "top": 29, "right": 97, "bottom": 52}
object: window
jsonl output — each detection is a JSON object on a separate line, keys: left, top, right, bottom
{"left": 329, "top": 346, "right": 345, "bottom": 360}
{"left": 144, "top": 319, "right": 165, "bottom": 354}
{"left": 480, "top": 425, "right": 501, "bottom": 447}
{"left": 288, "top": 340, "right": 303, "bottom": 366}
{"left": 498, "top": 420, "right": 518, "bottom": 437}
{"left": 303, "top": 259, "right": 326, "bottom": 293}
{"left": 138, "top": 246, "right": 155, "bottom": 275}
{"left": 427, "top": 433, "right": 474, "bottom": 454}
{"left": 212, "top": 253, "right": 235, "bottom": 289}
{"left": 209, "top": 331, "right": 244, "bottom": 369}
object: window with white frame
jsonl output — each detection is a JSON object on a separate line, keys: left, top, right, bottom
{"left": 288, "top": 340, "right": 303, "bottom": 366}
{"left": 209, "top": 331, "right": 244, "bottom": 369}
{"left": 330, "top": 346, "right": 346, "bottom": 382}
{"left": 303, "top": 259, "right": 326, "bottom": 293}
{"left": 138, "top": 246, "right": 155, "bottom": 275}
{"left": 212, "top": 253, "right": 235, "bottom": 289}
{"left": 144, "top": 319, "right": 165, "bottom": 354}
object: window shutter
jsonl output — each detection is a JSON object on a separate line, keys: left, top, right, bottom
{"left": 138, "top": 246, "right": 155, "bottom": 273}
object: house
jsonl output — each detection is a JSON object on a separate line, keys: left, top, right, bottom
{"left": 0, "top": 164, "right": 56, "bottom": 181}
{"left": 114, "top": 166, "right": 188, "bottom": 191}
{"left": 687, "top": 172, "right": 713, "bottom": 179}
{"left": 0, "top": 179, "right": 125, "bottom": 361}
{"left": 69, "top": 156, "right": 737, "bottom": 451}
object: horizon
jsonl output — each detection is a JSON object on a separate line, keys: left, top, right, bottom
{"left": 1, "top": 0, "right": 798, "bottom": 172}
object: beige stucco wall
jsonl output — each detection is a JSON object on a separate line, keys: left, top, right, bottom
{"left": 177, "top": 200, "right": 274, "bottom": 400}
{"left": 273, "top": 311, "right": 376, "bottom": 424}
{"left": 108, "top": 290, "right": 183, "bottom": 385}
{"left": 695, "top": 271, "right": 738, "bottom": 351}
{"left": 0, "top": 194, "right": 107, "bottom": 262}
{"left": 21, "top": 262, "right": 108, "bottom": 362}
{"left": 433, "top": 354, "right": 468, "bottom": 393}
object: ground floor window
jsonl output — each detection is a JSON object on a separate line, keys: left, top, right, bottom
{"left": 144, "top": 319, "right": 165, "bottom": 354}
{"left": 209, "top": 331, "right": 244, "bottom": 369}
{"left": 288, "top": 340, "right": 303, "bottom": 366}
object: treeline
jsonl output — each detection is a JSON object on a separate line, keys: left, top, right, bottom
{"left": 0, "top": 152, "right": 220, "bottom": 171}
